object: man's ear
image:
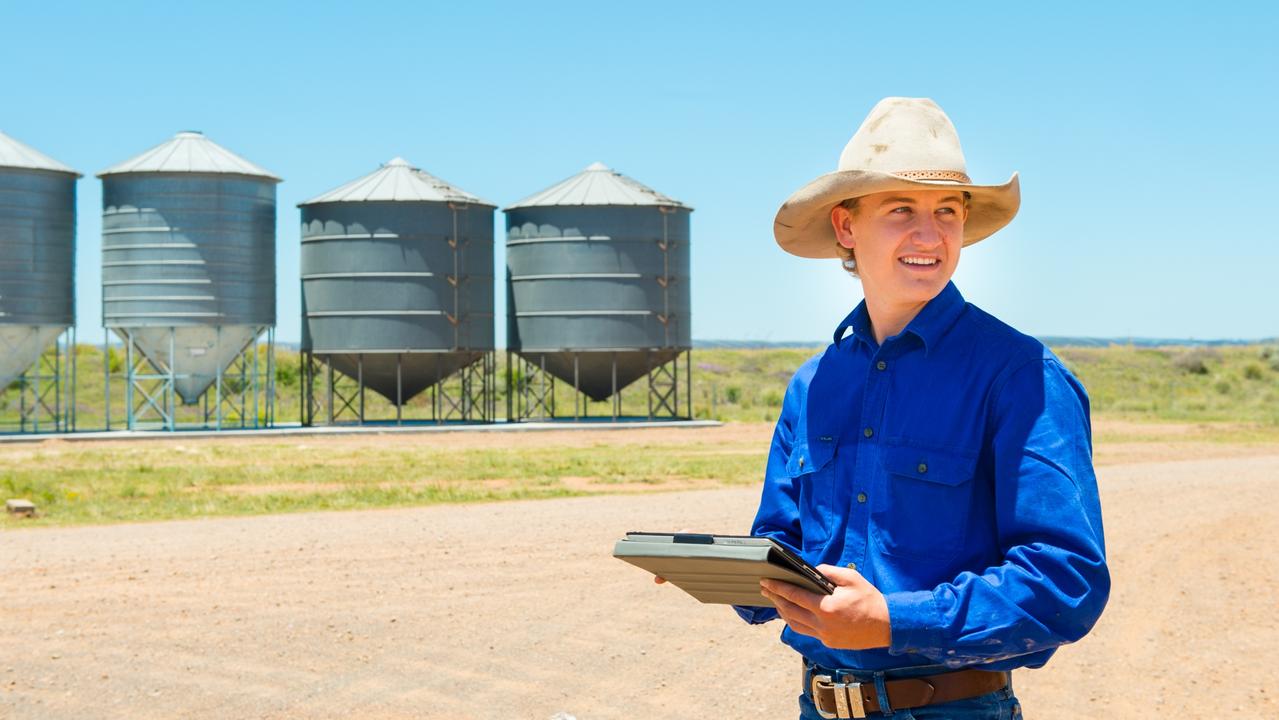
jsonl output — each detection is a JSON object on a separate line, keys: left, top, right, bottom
{"left": 830, "top": 205, "right": 856, "bottom": 250}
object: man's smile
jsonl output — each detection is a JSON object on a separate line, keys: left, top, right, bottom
{"left": 899, "top": 255, "right": 940, "bottom": 269}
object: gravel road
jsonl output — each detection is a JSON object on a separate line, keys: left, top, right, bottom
{"left": 2, "top": 453, "right": 1276, "bottom": 718}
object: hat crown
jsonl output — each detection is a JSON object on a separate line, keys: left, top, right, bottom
{"left": 837, "top": 97, "right": 968, "bottom": 177}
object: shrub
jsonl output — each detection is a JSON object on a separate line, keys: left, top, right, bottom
{"left": 1172, "top": 348, "right": 1216, "bottom": 375}
{"left": 1243, "top": 363, "right": 1265, "bottom": 381}
{"left": 1214, "top": 379, "right": 1233, "bottom": 395}
{"left": 725, "top": 386, "right": 741, "bottom": 404}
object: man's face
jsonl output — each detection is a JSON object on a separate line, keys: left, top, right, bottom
{"left": 831, "top": 188, "right": 967, "bottom": 308}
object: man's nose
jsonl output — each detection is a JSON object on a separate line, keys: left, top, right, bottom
{"left": 912, "top": 218, "right": 946, "bottom": 247}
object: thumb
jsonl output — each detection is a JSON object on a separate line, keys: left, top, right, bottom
{"left": 816, "top": 563, "right": 870, "bottom": 587}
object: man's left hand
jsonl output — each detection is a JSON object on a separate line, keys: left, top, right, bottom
{"left": 759, "top": 564, "right": 892, "bottom": 650}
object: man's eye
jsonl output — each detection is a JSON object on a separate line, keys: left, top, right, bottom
{"left": 891, "top": 206, "right": 912, "bottom": 214}
{"left": 937, "top": 207, "right": 956, "bottom": 215}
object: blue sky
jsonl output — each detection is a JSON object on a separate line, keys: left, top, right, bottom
{"left": 3, "top": 1, "right": 1276, "bottom": 345}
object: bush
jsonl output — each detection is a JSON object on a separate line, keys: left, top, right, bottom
{"left": 275, "top": 358, "right": 300, "bottom": 387}
{"left": 1172, "top": 348, "right": 1217, "bottom": 375}
{"left": 1243, "top": 363, "right": 1265, "bottom": 381}
{"left": 1214, "top": 379, "right": 1233, "bottom": 395}
{"left": 725, "top": 386, "right": 742, "bottom": 404}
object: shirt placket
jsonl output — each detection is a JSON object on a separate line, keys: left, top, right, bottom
{"left": 842, "top": 342, "right": 895, "bottom": 575}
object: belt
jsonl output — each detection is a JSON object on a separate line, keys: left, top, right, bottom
{"left": 805, "top": 663, "right": 1009, "bottom": 719}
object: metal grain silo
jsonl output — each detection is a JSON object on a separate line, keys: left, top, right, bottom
{"left": 504, "top": 162, "right": 692, "bottom": 420}
{"left": 98, "top": 131, "right": 279, "bottom": 430}
{"left": 0, "top": 130, "right": 80, "bottom": 432}
{"left": 298, "top": 157, "right": 496, "bottom": 424}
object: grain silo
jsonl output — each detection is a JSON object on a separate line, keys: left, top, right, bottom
{"left": 504, "top": 162, "right": 692, "bottom": 420}
{"left": 0, "top": 130, "right": 80, "bottom": 433}
{"left": 298, "top": 157, "right": 496, "bottom": 424}
{"left": 99, "top": 131, "right": 278, "bottom": 430}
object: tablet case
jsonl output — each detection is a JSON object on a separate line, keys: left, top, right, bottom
{"left": 613, "top": 532, "right": 835, "bottom": 607}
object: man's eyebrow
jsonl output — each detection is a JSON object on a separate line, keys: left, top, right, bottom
{"left": 876, "top": 195, "right": 965, "bottom": 206}
{"left": 876, "top": 196, "right": 918, "bottom": 206}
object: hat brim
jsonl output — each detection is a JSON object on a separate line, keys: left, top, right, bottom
{"left": 773, "top": 170, "right": 1021, "bottom": 259}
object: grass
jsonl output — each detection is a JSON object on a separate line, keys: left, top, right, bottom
{"left": 2, "top": 343, "right": 1278, "bottom": 528}
{"left": 0, "top": 434, "right": 768, "bottom": 527}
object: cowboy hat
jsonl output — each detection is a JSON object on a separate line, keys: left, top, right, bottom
{"left": 774, "top": 97, "right": 1020, "bottom": 259}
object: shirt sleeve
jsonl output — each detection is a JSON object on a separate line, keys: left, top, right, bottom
{"left": 883, "top": 356, "right": 1111, "bottom": 665}
{"left": 732, "top": 369, "right": 807, "bottom": 625}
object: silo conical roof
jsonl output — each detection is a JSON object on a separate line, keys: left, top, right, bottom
{"left": 0, "top": 130, "right": 81, "bottom": 177}
{"left": 505, "top": 162, "right": 689, "bottom": 209}
{"left": 299, "top": 157, "right": 494, "bottom": 206}
{"left": 97, "top": 130, "right": 280, "bottom": 181}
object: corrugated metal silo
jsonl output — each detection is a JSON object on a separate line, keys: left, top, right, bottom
{"left": 298, "top": 157, "right": 496, "bottom": 423}
{"left": 98, "top": 131, "right": 279, "bottom": 429}
{"left": 504, "top": 162, "right": 692, "bottom": 419}
{"left": 0, "top": 131, "right": 80, "bottom": 432}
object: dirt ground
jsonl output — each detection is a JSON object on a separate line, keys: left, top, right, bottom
{"left": 2, "top": 428, "right": 1277, "bottom": 718}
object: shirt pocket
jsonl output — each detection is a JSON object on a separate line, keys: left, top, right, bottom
{"left": 871, "top": 441, "right": 978, "bottom": 563}
{"left": 785, "top": 440, "right": 837, "bottom": 553}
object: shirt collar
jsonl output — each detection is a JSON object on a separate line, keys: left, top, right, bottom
{"left": 832, "top": 281, "right": 967, "bottom": 354}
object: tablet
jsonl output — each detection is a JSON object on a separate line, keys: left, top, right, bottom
{"left": 613, "top": 531, "right": 835, "bottom": 606}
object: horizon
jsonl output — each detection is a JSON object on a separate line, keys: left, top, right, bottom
{"left": 3, "top": 2, "right": 1276, "bottom": 345}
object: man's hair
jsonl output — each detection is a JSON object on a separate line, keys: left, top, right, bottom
{"left": 834, "top": 197, "right": 861, "bottom": 277}
{"left": 833, "top": 193, "right": 971, "bottom": 278}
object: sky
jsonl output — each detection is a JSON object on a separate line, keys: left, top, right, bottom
{"left": 2, "top": 1, "right": 1277, "bottom": 346}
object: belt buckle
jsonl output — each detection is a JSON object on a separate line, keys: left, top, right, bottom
{"left": 810, "top": 673, "right": 867, "bottom": 719}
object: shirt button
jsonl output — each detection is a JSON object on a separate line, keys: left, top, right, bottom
{"left": 846, "top": 562, "right": 857, "bottom": 571}
{"left": 863, "top": 427, "right": 874, "bottom": 438}
{"left": 876, "top": 360, "right": 887, "bottom": 371}
{"left": 857, "top": 492, "right": 867, "bottom": 503}
{"left": 917, "top": 463, "right": 928, "bottom": 474}
{"left": 798, "top": 457, "right": 805, "bottom": 469}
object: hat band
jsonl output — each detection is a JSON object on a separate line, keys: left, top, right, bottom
{"left": 892, "top": 169, "right": 972, "bottom": 183}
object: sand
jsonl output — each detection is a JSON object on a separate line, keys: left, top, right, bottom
{"left": 2, "top": 441, "right": 1276, "bottom": 718}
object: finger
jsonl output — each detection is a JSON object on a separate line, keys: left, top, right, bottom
{"left": 654, "top": 576, "right": 667, "bottom": 584}
{"left": 816, "top": 564, "right": 868, "bottom": 587}
{"left": 783, "top": 617, "right": 822, "bottom": 639}
{"left": 761, "top": 578, "right": 824, "bottom": 612}
{"left": 762, "top": 587, "right": 821, "bottom": 629}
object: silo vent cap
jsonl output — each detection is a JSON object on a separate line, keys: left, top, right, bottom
{"left": 177, "top": 130, "right": 204, "bottom": 138}
{"left": 384, "top": 157, "right": 412, "bottom": 168}
{"left": 585, "top": 161, "right": 611, "bottom": 171}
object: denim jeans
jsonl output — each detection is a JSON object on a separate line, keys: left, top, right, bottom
{"left": 799, "top": 663, "right": 1023, "bottom": 720}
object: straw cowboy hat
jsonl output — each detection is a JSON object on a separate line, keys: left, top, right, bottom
{"left": 774, "top": 97, "right": 1020, "bottom": 258}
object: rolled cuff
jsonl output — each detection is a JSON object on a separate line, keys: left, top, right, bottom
{"left": 885, "top": 589, "right": 946, "bottom": 655}
{"left": 733, "top": 604, "right": 779, "bottom": 625}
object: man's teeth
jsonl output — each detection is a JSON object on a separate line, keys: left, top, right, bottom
{"left": 901, "top": 257, "right": 938, "bottom": 265}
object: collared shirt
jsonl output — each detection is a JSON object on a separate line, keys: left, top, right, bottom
{"left": 734, "top": 282, "right": 1109, "bottom": 672}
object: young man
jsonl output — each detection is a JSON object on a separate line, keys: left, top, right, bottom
{"left": 738, "top": 98, "right": 1110, "bottom": 718}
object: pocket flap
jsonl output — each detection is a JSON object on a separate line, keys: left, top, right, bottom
{"left": 883, "top": 443, "right": 977, "bottom": 486}
{"left": 785, "top": 440, "right": 834, "bottom": 476}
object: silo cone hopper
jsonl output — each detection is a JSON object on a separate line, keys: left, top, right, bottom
{"left": 525, "top": 350, "right": 683, "bottom": 402}
{"left": 322, "top": 352, "right": 483, "bottom": 406}
{"left": 120, "top": 325, "right": 264, "bottom": 405}
{"left": 0, "top": 326, "right": 65, "bottom": 389}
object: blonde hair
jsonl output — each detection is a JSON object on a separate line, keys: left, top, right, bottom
{"left": 834, "top": 198, "right": 860, "bottom": 277}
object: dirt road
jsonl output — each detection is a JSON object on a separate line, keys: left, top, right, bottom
{"left": 3, "top": 452, "right": 1277, "bottom": 718}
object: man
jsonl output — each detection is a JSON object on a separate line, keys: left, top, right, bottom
{"left": 737, "top": 98, "right": 1109, "bottom": 718}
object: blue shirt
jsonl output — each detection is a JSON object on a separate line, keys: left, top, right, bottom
{"left": 734, "top": 282, "right": 1109, "bottom": 672}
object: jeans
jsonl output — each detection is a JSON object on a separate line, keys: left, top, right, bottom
{"left": 799, "top": 663, "right": 1023, "bottom": 720}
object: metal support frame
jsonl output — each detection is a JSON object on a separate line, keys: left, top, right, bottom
{"left": 106, "top": 326, "right": 274, "bottom": 431}
{"left": 507, "top": 349, "right": 693, "bottom": 422}
{"left": 0, "top": 326, "right": 76, "bottom": 433}
{"left": 301, "top": 350, "right": 496, "bottom": 426}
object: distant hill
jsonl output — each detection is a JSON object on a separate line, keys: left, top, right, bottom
{"left": 694, "top": 337, "right": 1277, "bottom": 349}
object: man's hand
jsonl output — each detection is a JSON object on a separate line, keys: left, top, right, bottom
{"left": 758, "top": 564, "right": 892, "bottom": 650}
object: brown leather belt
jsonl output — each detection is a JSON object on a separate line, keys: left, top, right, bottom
{"left": 806, "top": 665, "right": 1009, "bottom": 718}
